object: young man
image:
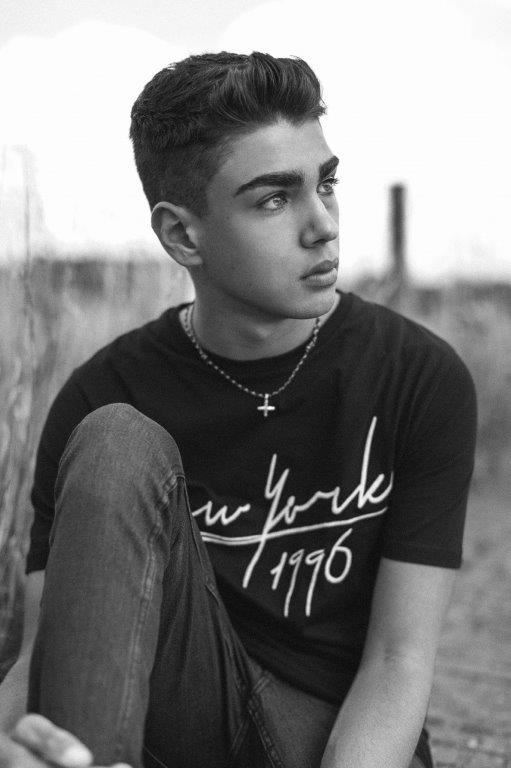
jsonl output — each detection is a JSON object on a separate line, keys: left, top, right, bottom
{"left": 0, "top": 52, "right": 476, "bottom": 768}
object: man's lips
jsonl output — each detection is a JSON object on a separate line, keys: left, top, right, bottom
{"left": 301, "top": 259, "right": 339, "bottom": 279}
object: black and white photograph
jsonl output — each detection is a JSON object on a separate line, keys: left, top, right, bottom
{"left": 0, "top": 1, "right": 509, "bottom": 766}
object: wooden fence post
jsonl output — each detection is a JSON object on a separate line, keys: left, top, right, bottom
{"left": 386, "top": 183, "right": 409, "bottom": 309}
{"left": 390, "top": 183, "right": 406, "bottom": 278}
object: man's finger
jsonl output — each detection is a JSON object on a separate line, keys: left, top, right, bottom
{"left": 12, "top": 716, "right": 92, "bottom": 768}
{"left": 0, "top": 731, "right": 49, "bottom": 768}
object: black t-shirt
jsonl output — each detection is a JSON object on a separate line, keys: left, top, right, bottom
{"left": 27, "top": 291, "right": 477, "bottom": 704}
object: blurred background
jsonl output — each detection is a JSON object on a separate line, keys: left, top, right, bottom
{"left": 1, "top": 1, "right": 510, "bottom": 764}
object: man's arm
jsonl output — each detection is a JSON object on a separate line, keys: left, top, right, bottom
{"left": 320, "top": 557, "right": 456, "bottom": 768}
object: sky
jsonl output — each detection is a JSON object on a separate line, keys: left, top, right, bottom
{"left": 1, "top": 0, "right": 510, "bottom": 282}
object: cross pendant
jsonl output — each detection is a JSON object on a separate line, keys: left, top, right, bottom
{"left": 257, "top": 394, "right": 276, "bottom": 417}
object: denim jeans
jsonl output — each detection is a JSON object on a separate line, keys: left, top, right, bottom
{"left": 27, "top": 403, "right": 432, "bottom": 768}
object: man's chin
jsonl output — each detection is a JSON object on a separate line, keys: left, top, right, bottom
{"left": 285, "top": 284, "right": 339, "bottom": 321}
{"left": 307, "top": 281, "right": 339, "bottom": 316}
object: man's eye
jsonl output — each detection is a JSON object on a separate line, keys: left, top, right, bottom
{"left": 259, "top": 192, "right": 289, "bottom": 211}
{"left": 319, "top": 177, "right": 339, "bottom": 195}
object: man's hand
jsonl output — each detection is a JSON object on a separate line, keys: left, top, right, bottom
{"left": 0, "top": 714, "right": 131, "bottom": 768}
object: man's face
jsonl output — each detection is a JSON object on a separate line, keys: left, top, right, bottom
{"left": 193, "top": 118, "right": 339, "bottom": 320}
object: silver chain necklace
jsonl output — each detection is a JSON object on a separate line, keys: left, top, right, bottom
{"left": 182, "top": 303, "right": 321, "bottom": 417}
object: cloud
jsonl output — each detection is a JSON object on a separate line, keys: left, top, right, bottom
{"left": 0, "top": 21, "right": 187, "bottom": 253}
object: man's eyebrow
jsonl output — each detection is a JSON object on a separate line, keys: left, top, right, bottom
{"left": 319, "top": 155, "right": 339, "bottom": 179}
{"left": 233, "top": 155, "right": 339, "bottom": 197}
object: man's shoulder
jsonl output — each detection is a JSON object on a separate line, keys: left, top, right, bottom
{"left": 71, "top": 304, "right": 182, "bottom": 392}
{"left": 82, "top": 305, "right": 178, "bottom": 365}
{"left": 347, "top": 292, "right": 465, "bottom": 367}
{"left": 339, "top": 293, "right": 474, "bottom": 404}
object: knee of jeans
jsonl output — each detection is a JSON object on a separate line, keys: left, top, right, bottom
{"left": 61, "top": 403, "right": 184, "bottom": 483}
{"left": 51, "top": 405, "right": 187, "bottom": 550}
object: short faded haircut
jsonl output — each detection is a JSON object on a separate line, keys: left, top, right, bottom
{"left": 129, "top": 51, "right": 326, "bottom": 216}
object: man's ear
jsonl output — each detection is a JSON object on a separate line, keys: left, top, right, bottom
{"left": 151, "top": 201, "right": 203, "bottom": 268}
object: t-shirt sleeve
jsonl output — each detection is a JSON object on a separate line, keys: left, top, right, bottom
{"left": 26, "top": 373, "right": 92, "bottom": 574}
{"left": 381, "top": 347, "right": 477, "bottom": 569}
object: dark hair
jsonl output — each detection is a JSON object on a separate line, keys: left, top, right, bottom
{"left": 129, "top": 51, "right": 326, "bottom": 215}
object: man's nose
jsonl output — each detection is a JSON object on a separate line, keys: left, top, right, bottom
{"left": 300, "top": 196, "right": 339, "bottom": 247}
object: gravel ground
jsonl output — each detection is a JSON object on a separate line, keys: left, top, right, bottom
{"left": 427, "top": 480, "right": 511, "bottom": 767}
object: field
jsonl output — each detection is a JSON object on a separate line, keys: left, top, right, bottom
{"left": 0, "top": 257, "right": 510, "bottom": 764}
{"left": 428, "top": 481, "right": 511, "bottom": 766}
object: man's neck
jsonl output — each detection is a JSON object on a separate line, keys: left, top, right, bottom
{"left": 180, "top": 292, "right": 340, "bottom": 360}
